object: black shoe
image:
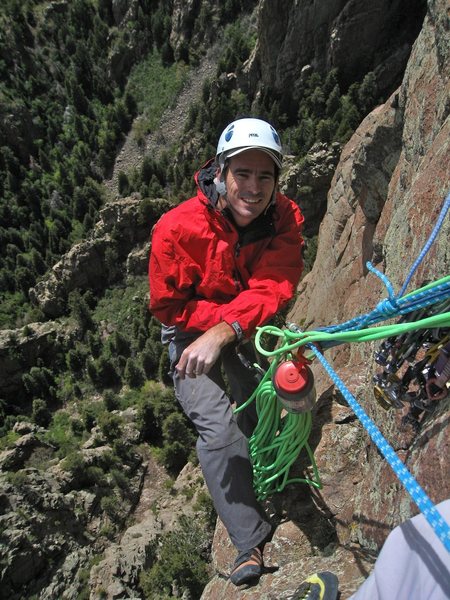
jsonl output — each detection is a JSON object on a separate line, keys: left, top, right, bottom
{"left": 229, "top": 546, "right": 263, "bottom": 586}
{"left": 291, "top": 571, "right": 339, "bottom": 600}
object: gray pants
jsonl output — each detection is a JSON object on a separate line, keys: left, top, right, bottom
{"left": 166, "top": 328, "right": 272, "bottom": 552}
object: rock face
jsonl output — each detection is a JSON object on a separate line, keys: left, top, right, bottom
{"left": 1, "top": 1, "right": 448, "bottom": 599}
{"left": 281, "top": 142, "right": 343, "bottom": 237}
{"left": 0, "top": 414, "right": 147, "bottom": 600}
{"left": 252, "top": 0, "right": 426, "bottom": 97}
{"left": 201, "top": 0, "right": 449, "bottom": 597}
{"left": 29, "top": 196, "right": 171, "bottom": 318}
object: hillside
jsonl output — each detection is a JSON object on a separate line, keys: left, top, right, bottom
{"left": 1, "top": 0, "right": 449, "bottom": 599}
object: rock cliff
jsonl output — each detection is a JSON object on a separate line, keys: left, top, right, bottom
{"left": 1, "top": 0, "right": 448, "bottom": 598}
{"left": 202, "top": 0, "right": 449, "bottom": 597}
{"left": 250, "top": 0, "right": 426, "bottom": 99}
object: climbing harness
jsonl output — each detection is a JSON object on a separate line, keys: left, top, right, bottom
{"left": 236, "top": 191, "right": 450, "bottom": 552}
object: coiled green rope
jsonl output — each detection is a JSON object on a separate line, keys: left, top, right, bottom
{"left": 236, "top": 308, "right": 450, "bottom": 501}
{"left": 236, "top": 359, "right": 322, "bottom": 501}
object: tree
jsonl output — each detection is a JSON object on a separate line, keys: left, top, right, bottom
{"left": 326, "top": 84, "right": 341, "bottom": 117}
{"left": 107, "top": 331, "right": 130, "bottom": 358}
{"left": 96, "top": 355, "right": 121, "bottom": 388}
{"left": 358, "top": 71, "right": 377, "bottom": 114}
{"left": 32, "top": 398, "right": 51, "bottom": 427}
{"left": 335, "top": 96, "right": 361, "bottom": 143}
{"left": 66, "top": 346, "right": 86, "bottom": 375}
{"left": 124, "top": 358, "right": 145, "bottom": 388}
{"left": 316, "top": 119, "right": 333, "bottom": 143}
{"left": 159, "top": 412, "right": 196, "bottom": 473}
{"left": 140, "top": 515, "right": 210, "bottom": 598}
{"left": 15, "top": 265, "right": 35, "bottom": 296}
{"left": 69, "top": 291, "right": 95, "bottom": 335}
{"left": 309, "top": 86, "right": 326, "bottom": 118}
{"left": 104, "top": 390, "right": 120, "bottom": 411}
{"left": 98, "top": 412, "right": 123, "bottom": 442}
{"left": 117, "top": 171, "right": 129, "bottom": 196}
{"left": 22, "top": 367, "right": 55, "bottom": 400}
{"left": 158, "top": 348, "right": 172, "bottom": 385}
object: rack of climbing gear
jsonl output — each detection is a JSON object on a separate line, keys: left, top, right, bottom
{"left": 236, "top": 191, "right": 450, "bottom": 552}
{"left": 373, "top": 298, "right": 450, "bottom": 430}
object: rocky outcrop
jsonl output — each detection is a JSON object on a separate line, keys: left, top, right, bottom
{"left": 281, "top": 142, "right": 342, "bottom": 237}
{"left": 89, "top": 461, "right": 207, "bottom": 599}
{"left": 29, "top": 196, "right": 170, "bottom": 318}
{"left": 250, "top": 0, "right": 426, "bottom": 99}
{"left": 169, "top": 0, "right": 221, "bottom": 62}
{"left": 0, "top": 411, "right": 147, "bottom": 600}
{"left": 201, "top": 0, "right": 449, "bottom": 597}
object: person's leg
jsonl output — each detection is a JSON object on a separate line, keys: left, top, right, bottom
{"left": 169, "top": 335, "right": 271, "bottom": 552}
{"left": 222, "top": 341, "right": 265, "bottom": 438}
{"left": 349, "top": 499, "right": 450, "bottom": 600}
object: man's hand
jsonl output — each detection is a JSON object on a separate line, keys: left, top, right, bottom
{"left": 176, "top": 322, "right": 236, "bottom": 379}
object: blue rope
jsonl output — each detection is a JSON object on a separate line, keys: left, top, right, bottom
{"left": 399, "top": 191, "right": 450, "bottom": 297}
{"left": 319, "top": 279, "right": 450, "bottom": 344}
{"left": 320, "top": 192, "right": 450, "bottom": 338}
{"left": 309, "top": 343, "right": 450, "bottom": 553}
{"left": 302, "top": 193, "right": 450, "bottom": 550}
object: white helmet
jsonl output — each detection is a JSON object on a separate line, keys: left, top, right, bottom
{"left": 216, "top": 118, "right": 283, "bottom": 169}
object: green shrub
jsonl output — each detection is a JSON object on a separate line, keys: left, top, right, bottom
{"left": 110, "top": 468, "right": 128, "bottom": 491}
{"left": 193, "top": 491, "right": 217, "bottom": 531}
{"left": 103, "top": 390, "right": 120, "bottom": 412}
{"left": 98, "top": 412, "right": 123, "bottom": 442}
{"left": 100, "top": 494, "right": 121, "bottom": 522}
{"left": 5, "top": 470, "right": 29, "bottom": 489}
{"left": 139, "top": 515, "right": 211, "bottom": 598}
{"left": 62, "top": 451, "right": 85, "bottom": 476}
{"left": 0, "top": 423, "right": 20, "bottom": 450}
{"left": 31, "top": 398, "right": 51, "bottom": 427}
{"left": 45, "top": 411, "right": 82, "bottom": 458}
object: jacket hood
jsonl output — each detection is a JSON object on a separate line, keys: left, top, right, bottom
{"left": 195, "top": 158, "right": 219, "bottom": 207}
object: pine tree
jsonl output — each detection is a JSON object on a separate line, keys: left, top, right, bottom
{"left": 124, "top": 358, "right": 145, "bottom": 388}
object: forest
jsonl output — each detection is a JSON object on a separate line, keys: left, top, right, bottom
{"left": 0, "top": 0, "right": 416, "bottom": 597}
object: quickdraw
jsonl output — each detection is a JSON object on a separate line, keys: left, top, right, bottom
{"left": 373, "top": 298, "right": 450, "bottom": 430}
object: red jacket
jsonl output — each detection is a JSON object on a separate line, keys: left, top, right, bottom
{"left": 149, "top": 160, "right": 304, "bottom": 338}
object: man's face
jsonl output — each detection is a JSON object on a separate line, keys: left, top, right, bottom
{"left": 220, "top": 149, "right": 276, "bottom": 227}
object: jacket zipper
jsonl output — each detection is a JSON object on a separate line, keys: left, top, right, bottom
{"left": 233, "top": 241, "right": 243, "bottom": 292}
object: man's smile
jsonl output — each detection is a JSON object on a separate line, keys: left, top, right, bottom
{"left": 241, "top": 197, "right": 262, "bottom": 204}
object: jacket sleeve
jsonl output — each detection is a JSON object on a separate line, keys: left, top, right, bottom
{"left": 219, "top": 200, "right": 304, "bottom": 336}
{"left": 149, "top": 218, "right": 228, "bottom": 330}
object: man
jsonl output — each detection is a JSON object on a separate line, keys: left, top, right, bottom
{"left": 149, "top": 117, "right": 304, "bottom": 586}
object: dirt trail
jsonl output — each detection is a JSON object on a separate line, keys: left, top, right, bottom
{"left": 104, "top": 44, "right": 221, "bottom": 198}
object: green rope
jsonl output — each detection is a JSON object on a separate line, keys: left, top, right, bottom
{"left": 236, "top": 310, "right": 450, "bottom": 501}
